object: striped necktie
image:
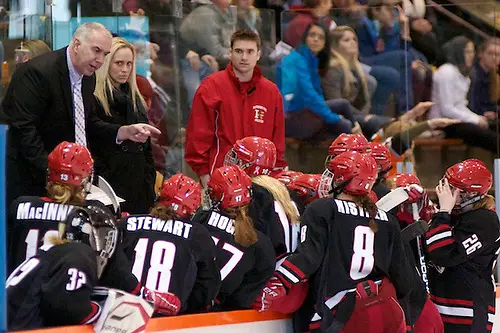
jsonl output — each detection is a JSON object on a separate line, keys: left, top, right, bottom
{"left": 73, "top": 81, "right": 87, "bottom": 147}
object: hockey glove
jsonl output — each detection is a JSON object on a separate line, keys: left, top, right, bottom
{"left": 405, "top": 184, "right": 424, "bottom": 203}
{"left": 142, "top": 287, "right": 181, "bottom": 316}
{"left": 252, "top": 275, "right": 287, "bottom": 312}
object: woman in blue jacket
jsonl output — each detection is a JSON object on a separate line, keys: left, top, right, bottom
{"left": 277, "top": 23, "right": 354, "bottom": 142}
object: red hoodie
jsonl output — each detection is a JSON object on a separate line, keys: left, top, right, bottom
{"left": 185, "top": 63, "right": 287, "bottom": 177}
{"left": 283, "top": 9, "right": 335, "bottom": 48}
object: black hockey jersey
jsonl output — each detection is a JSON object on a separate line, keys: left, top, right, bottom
{"left": 7, "top": 242, "right": 100, "bottom": 330}
{"left": 118, "top": 214, "right": 221, "bottom": 313}
{"left": 7, "top": 196, "right": 107, "bottom": 274}
{"left": 192, "top": 209, "right": 276, "bottom": 310}
{"left": 425, "top": 210, "right": 500, "bottom": 333}
{"left": 276, "top": 198, "right": 415, "bottom": 329}
{"left": 249, "top": 183, "right": 287, "bottom": 256}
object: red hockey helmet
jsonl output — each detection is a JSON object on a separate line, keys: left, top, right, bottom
{"left": 325, "top": 134, "right": 370, "bottom": 168}
{"left": 208, "top": 165, "right": 253, "bottom": 210}
{"left": 47, "top": 141, "right": 94, "bottom": 190}
{"left": 289, "top": 174, "right": 321, "bottom": 204}
{"left": 275, "top": 170, "right": 304, "bottom": 186}
{"left": 369, "top": 142, "right": 392, "bottom": 176}
{"left": 224, "top": 136, "right": 277, "bottom": 176}
{"left": 320, "top": 151, "right": 377, "bottom": 197}
{"left": 445, "top": 159, "right": 492, "bottom": 209}
{"left": 392, "top": 173, "right": 421, "bottom": 188}
{"left": 158, "top": 174, "right": 202, "bottom": 219}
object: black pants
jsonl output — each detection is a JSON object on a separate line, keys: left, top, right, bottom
{"left": 443, "top": 123, "right": 499, "bottom": 154}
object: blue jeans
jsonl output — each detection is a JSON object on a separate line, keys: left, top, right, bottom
{"left": 363, "top": 50, "right": 415, "bottom": 114}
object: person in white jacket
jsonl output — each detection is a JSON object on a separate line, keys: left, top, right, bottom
{"left": 430, "top": 36, "right": 490, "bottom": 129}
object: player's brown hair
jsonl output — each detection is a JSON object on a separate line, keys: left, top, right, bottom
{"left": 473, "top": 194, "right": 496, "bottom": 211}
{"left": 252, "top": 175, "right": 300, "bottom": 225}
{"left": 231, "top": 29, "right": 261, "bottom": 51}
{"left": 46, "top": 182, "right": 86, "bottom": 205}
{"left": 224, "top": 204, "right": 258, "bottom": 247}
{"left": 149, "top": 203, "right": 178, "bottom": 221}
{"left": 352, "top": 195, "right": 379, "bottom": 233}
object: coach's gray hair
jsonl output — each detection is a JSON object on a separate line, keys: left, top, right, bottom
{"left": 71, "top": 22, "right": 112, "bottom": 45}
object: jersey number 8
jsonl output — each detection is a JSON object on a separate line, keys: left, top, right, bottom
{"left": 350, "top": 226, "right": 375, "bottom": 280}
{"left": 132, "top": 238, "right": 176, "bottom": 293}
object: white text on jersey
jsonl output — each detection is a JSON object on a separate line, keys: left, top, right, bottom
{"left": 16, "top": 202, "right": 75, "bottom": 221}
{"left": 207, "top": 212, "right": 235, "bottom": 235}
{"left": 126, "top": 216, "right": 192, "bottom": 239}
{"left": 334, "top": 199, "right": 389, "bottom": 221}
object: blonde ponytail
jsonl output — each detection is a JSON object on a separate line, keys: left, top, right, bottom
{"left": 46, "top": 182, "right": 86, "bottom": 205}
{"left": 252, "top": 175, "right": 300, "bottom": 225}
{"left": 353, "top": 194, "right": 379, "bottom": 233}
{"left": 226, "top": 205, "right": 258, "bottom": 247}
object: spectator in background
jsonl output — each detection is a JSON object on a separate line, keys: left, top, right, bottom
{"left": 430, "top": 36, "right": 488, "bottom": 127}
{"left": 0, "top": 22, "right": 159, "bottom": 207}
{"left": 14, "top": 39, "right": 51, "bottom": 64}
{"left": 323, "top": 26, "right": 393, "bottom": 137}
{"left": 185, "top": 29, "right": 287, "bottom": 188}
{"left": 277, "top": 23, "right": 355, "bottom": 142}
{"left": 469, "top": 38, "right": 500, "bottom": 118}
{"left": 179, "top": 0, "right": 232, "bottom": 117}
{"left": 283, "top": 0, "right": 335, "bottom": 48}
{"left": 356, "top": 0, "right": 416, "bottom": 112}
{"left": 93, "top": 37, "right": 156, "bottom": 214}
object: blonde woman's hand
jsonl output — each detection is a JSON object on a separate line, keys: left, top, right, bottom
{"left": 186, "top": 50, "right": 201, "bottom": 72}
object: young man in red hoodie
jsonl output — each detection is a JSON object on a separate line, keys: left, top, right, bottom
{"left": 185, "top": 29, "right": 287, "bottom": 187}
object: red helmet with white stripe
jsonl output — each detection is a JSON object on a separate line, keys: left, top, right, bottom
{"left": 208, "top": 165, "right": 253, "bottom": 210}
{"left": 275, "top": 170, "right": 304, "bottom": 186}
{"left": 445, "top": 159, "right": 492, "bottom": 210}
{"left": 289, "top": 174, "right": 321, "bottom": 204}
{"left": 320, "top": 151, "right": 377, "bottom": 197}
{"left": 391, "top": 173, "right": 436, "bottom": 224}
{"left": 325, "top": 134, "right": 370, "bottom": 168}
{"left": 158, "top": 174, "right": 202, "bottom": 219}
{"left": 47, "top": 141, "right": 94, "bottom": 191}
{"left": 224, "top": 136, "right": 277, "bottom": 176}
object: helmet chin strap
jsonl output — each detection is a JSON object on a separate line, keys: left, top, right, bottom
{"left": 455, "top": 193, "right": 484, "bottom": 213}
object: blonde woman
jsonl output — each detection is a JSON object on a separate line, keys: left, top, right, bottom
{"left": 322, "top": 26, "right": 393, "bottom": 138}
{"left": 93, "top": 37, "right": 156, "bottom": 214}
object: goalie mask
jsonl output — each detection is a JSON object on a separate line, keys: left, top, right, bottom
{"left": 325, "top": 134, "right": 370, "bottom": 168}
{"left": 158, "top": 174, "right": 202, "bottom": 219}
{"left": 319, "top": 151, "right": 377, "bottom": 198}
{"left": 208, "top": 165, "right": 253, "bottom": 210}
{"left": 61, "top": 206, "right": 118, "bottom": 278}
{"left": 48, "top": 141, "right": 94, "bottom": 193}
{"left": 445, "top": 159, "right": 492, "bottom": 212}
{"left": 224, "top": 136, "right": 277, "bottom": 176}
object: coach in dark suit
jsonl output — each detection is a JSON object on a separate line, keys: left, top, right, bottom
{"left": 0, "top": 22, "right": 160, "bottom": 205}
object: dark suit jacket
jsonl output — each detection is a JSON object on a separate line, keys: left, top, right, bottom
{"left": 0, "top": 47, "right": 120, "bottom": 204}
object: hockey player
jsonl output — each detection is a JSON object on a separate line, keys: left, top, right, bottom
{"left": 119, "top": 174, "right": 221, "bottom": 315}
{"left": 288, "top": 173, "right": 321, "bottom": 214}
{"left": 8, "top": 141, "right": 96, "bottom": 273}
{"left": 368, "top": 142, "right": 393, "bottom": 199}
{"left": 324, "top": 133, "right": 370, "bottom": 168}
{"left": 319, "top": 133, "right": 370, "bottom": 198}
{"left": 7, "top": 141, "right": 141, "bottom": 295}
{"left": 389, "top": 173, "right": 443, "bottom": 333}
{"left": 7, "top": 205, "right": 119, "bottom": 330}
{"left": 425, "top": 159, "right": 499, "bottom": 333}
{"left": 192, "top": 165, "right": 275, "bottom": 310}
{"left": 225, "top": 136, "right": 300, "bottom": 256}
{"left": 275, "top": 170, "right": 304, "bottom": 186}
{"left": 258, "top": 151, "right": 416, "bottom": 333}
